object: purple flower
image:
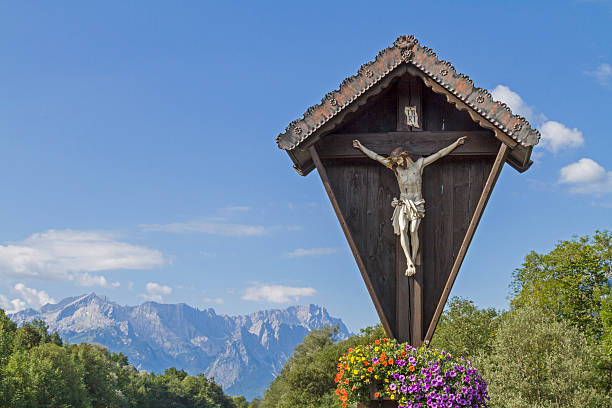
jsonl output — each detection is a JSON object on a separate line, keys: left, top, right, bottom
{"left": 372, "top": 357, "right": 379, "bottom": 364}
{"left": 393, "top": 373, "right": 400, "bottom": 379}
{"left": 401, "top": 384, "right": 408, "bottom": 393}
{"left": 399, "top": 375, "right": 405, "bottom": 382}
{"left": 409, "top": 375, "right": 416, "bottom": 382}
{"left": 390, "top": 383, "right": 397, "bottom": 391}
{"left": 449, "top": 370, "right": 457, "bottom": 377}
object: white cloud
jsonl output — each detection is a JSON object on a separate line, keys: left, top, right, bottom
{"left": 75, "top": 273, "right": 120, "bottom": 288}
{"left": 0, "top": 283, "right": 57, "bottom": 314}
{"left": 491, "top": 85, "right": 539, "bottom": 123}
{"left": 140, "top": 282, "right": 173, "bottom": 302}
{"left": 141, "top": 220, "right": 267, "bottom": 236}
{"left": 242, "top": 284, "right": 317, "bottom": 303}
{"left": 559, "top": 158, "right": 612, "bottom": 195}
{"left": 203, "top": 297, "right": 224, "bottom": 305}
{"left": 586, "top": 63, "right": 612, "bottom": 85}
{"left": 0, "top": 294, "right": 26, "bottom": 314}
{"left": 283, "top": 247, "right": 338, "bottom": 258}
{"left": 491, "top": 85, "right": 584, "bottom": 153}
{"left": 539, "top": 121, "right": 584, "bottom": 153}
{"left": 0, "top": 229, "right": 165, "bottom": 280}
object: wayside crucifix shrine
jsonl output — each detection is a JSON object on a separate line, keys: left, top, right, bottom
{"left": 275, "top": 36, "right": 539, "bottom": 347}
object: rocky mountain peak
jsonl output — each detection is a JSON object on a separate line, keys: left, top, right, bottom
{"left": 8, "top": 295, "right": 351, "bottom": 400}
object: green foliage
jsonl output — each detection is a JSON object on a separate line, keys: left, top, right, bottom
{"left": 262, "top": 324, "right": 385, "bottom": 408}
{"left": 4, "top": 343, "right": 91, "bottom": 407}
{"left": 0, "top": 309, "right": 17, "bottom": 365}
{"left": 0, "top": 311, "right": 253, "bottom": 408}
{"left": 511, "top": 230, "right": 611, "bottom": 339}
{"left": 431, "top": 297, "right": 499, "bottom": 360}
{"left": 12, "top": 319, "right": 62, "bottom": 352}
{"left": 477, "top": 306, "right": 608, "bottom": 408}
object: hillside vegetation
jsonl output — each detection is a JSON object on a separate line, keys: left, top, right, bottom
{"left": 0, "top": 314, "right": 260, "bottom": 408}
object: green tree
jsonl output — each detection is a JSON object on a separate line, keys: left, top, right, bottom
{"left": 232, "top": 396, "right": 249, "bottom": 408}
{"left": 0, "top": 309, "right": 17, "bottom": 365}
{"left": 13, "top": 319, "right": 61, "bottom": 352}
{"left": 477, "top": 306, "right": 608, "bottom": 407}
{"left": 431, "top": 297, "right": 499, "bottom": 359}
{"left": 69, "top": 342, "right": 125, "bottom": 408}
{"left": 248, "top": 398, "right": 262, "bottom": 408}
{"left": 262, "top": 325, "right": 386, "bottom": 408}
{"left": 511, "top": 230, "right": 611, "bottom": 339}
{"left": 4, "top": 342, "right": 91, "bottom": 408}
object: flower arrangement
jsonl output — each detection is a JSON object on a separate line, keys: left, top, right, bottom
{"left": 334, "top": 338, "right": 489, "bottom": 408}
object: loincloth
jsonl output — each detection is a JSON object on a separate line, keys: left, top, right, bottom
{"left": 391, "top": 198, "right": 425, "bottom": 235}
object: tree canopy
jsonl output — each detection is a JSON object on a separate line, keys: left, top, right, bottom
{"left": 0, "top": 314, "right": 254, "bottom": 408}
{"left": 510, "top": 230, "right": 611, "bottom": 339}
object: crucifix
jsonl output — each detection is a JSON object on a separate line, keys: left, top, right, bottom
{"left": 352, "top": 137, "right": 466, "bottom": 276}
{"left": 276, "top": 36, "right": 539, "bottom": 353}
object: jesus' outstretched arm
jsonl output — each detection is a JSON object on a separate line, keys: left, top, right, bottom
{"left": 352, "top": 139, "right": 392, "bottom": 168}
{"left": 422, "top": 136, "right": 467, "bottom": 167}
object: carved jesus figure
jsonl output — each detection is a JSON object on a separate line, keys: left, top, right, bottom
{"left": 353, "top": 136, "right": 466, "bottom": 276}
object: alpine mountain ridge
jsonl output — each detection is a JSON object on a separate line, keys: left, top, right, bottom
{"left": 9, "top": 293, "right": 350, "bottom": 399}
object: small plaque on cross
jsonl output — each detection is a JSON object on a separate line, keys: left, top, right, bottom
{"left": 404, "top": 106, "right": 419, "bottom": 128}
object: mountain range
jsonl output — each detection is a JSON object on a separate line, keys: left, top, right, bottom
{"left": 9, "top": 293, "right": 351, "bottom": 400}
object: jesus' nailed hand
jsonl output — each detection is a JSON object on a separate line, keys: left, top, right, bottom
{"left": 352, "top": 136, "right": 466, "bottom": 276}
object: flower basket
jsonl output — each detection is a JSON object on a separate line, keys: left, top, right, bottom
{"left": 335, "top": 339, "right": 489, "bottom": 408}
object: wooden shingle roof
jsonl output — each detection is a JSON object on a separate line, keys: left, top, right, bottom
{"left": 276, "top": 36, "right": 540, "bottom": 174}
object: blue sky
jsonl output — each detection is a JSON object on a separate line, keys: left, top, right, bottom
{"left": 0, "top": 1, "right": 611, "bottom": 332}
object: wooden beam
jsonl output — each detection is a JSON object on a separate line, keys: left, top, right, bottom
{"left": 396, "top": 76, "right": 423, "bottom": 132}
{"left": 395, "top": 236, "right": 410, "bottom": 343}
{"left": 316, "top": 131, "right": 498, "bottom": 159}
{"left": 424, "top": 143, "right": 509, "bottom": 342}
{"left": 309, "top": 145, "right": 394, "bottom": 337}
{"left": 411, "top": 250, "right": 423, "bottom": 347}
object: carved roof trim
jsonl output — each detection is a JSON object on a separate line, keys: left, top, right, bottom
{"left": 276, "top": 36, "right": 540, "bottom": 151}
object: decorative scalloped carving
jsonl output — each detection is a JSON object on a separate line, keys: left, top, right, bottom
{"left": 276, "top": 36, "right": 540, "bottom": 150}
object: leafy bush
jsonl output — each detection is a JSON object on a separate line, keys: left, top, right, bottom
{"left": 476, "top": 306, "right": 607, "bottom": 408}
